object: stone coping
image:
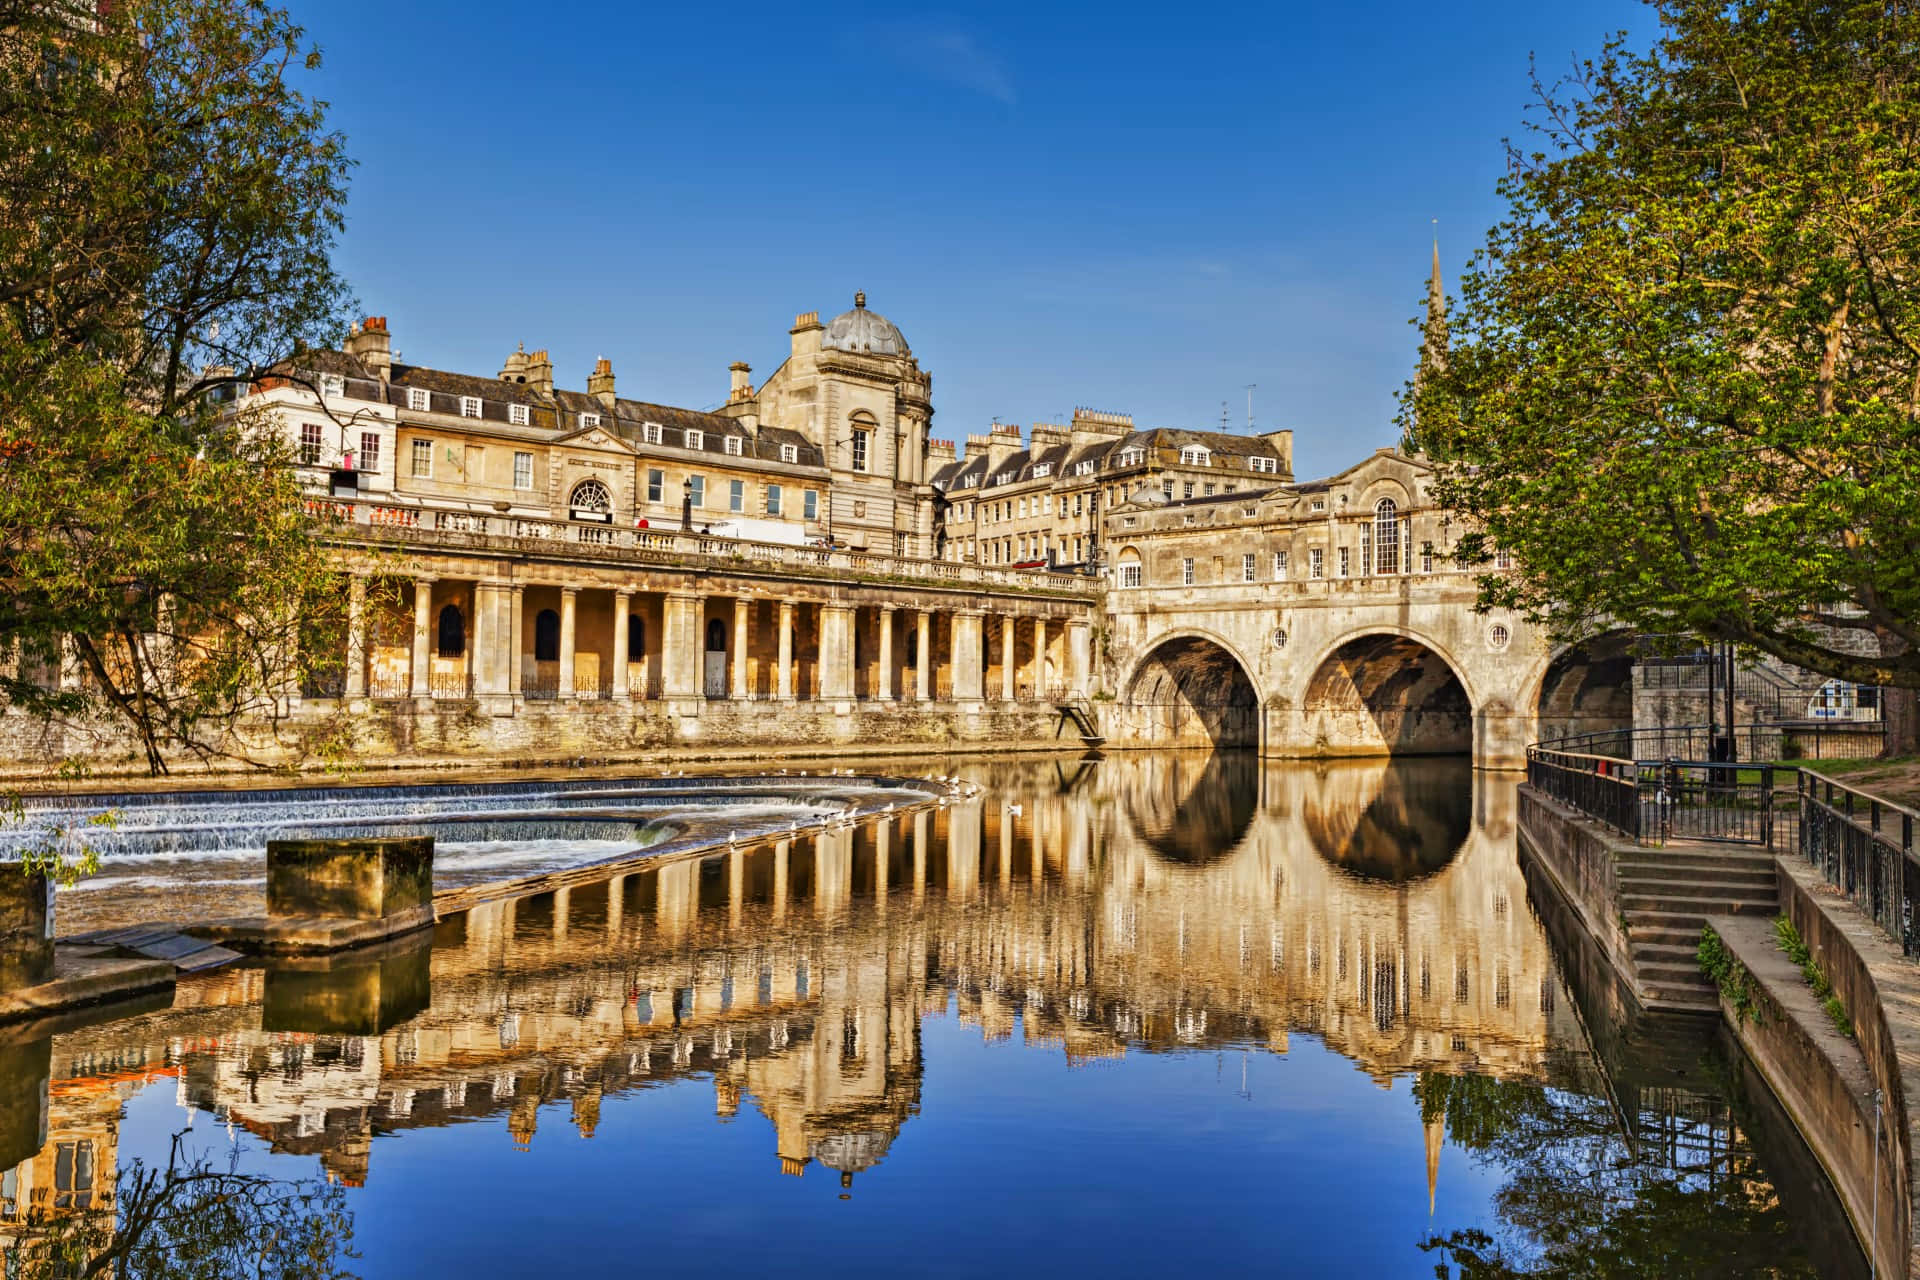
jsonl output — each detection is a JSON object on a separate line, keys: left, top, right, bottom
{"left": 191, "top": 903, "right": 437, "bottom": 957}
{"left": 1775, "top": 855, "right": 1920, "bottom": 1279}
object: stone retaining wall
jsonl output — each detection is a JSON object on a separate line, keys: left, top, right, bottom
{"left": 1515, "top": 786, "right": 1636, "bottom": 991}
{"left": 1773, "top": 857, "right": 1920, "bottom": 1278}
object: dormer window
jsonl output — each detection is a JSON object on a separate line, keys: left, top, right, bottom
{"left": 780, "top": 443, "right": 798, "bottom": 464}
{"left": 407, "top": 387, "right": 431, "bottom": 412}
{"left": 1074, "top": 460, "right": 1096, "bottom": 476}
{"left": 319, "top": 373, "right": 344, "bottom": 399}
{"left": 724, "top": 436, "right": 742, "bottom": 456}
{"left": 1032, "top": 463, "right": 1052, "bottom": 478}
{"left": 580, "top": 412, "right": 600, "bottom": 428}
{"left": 685, "top": 429, "right": 703, "bottom": 451}
{"left": 643, "top": 422, "right": 663, "bottom": 444}
{"left": 1249, "top": 456, "right": 1278, "bottom": 474}
{"left": 1310, "top": 498, "right": 1327, "bottom": 511}
{"left": 460, "top": 396, "right": 482, "bottom": 419}
{"left": 509, "top": 404, "right": 529, "bottom": 426}
{"left": 1115, "top": 447, "right": 1145, "bottom": 468}
{"left": 1180, "top": 445, "right": 1211, "bottom": 466}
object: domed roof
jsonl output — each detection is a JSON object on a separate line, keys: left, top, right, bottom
{"left": 822, "top": 292, "right": 908, "bottom": 356}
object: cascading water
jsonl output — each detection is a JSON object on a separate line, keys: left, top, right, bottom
{"left": 11, "top": 774, "right": 929, "bottom": 935}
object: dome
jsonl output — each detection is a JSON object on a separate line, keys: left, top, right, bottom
{"left": 822, "top": 292, "right": 908, "bottom": 356}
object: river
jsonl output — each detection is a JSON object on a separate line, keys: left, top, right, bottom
{"left": 0, "top": 752, "right": 1866, "bottom": 1277}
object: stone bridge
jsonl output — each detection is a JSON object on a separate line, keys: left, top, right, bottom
{"left": 1096, "top": 450, "right": 1633, "bottom": 769}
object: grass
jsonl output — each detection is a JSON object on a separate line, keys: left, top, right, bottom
{"left": 1773, "top": 916, "right": 1855, "bottom": 1040}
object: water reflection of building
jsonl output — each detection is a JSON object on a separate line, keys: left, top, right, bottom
{"left": 9, "top": 755, "right": 1577, "bottom": 1202}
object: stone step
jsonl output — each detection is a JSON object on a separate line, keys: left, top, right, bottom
{"left": 1628, "top": 922, "right": 1708, "bottom": 947}
{"left": 1617, "top": 868, "right": 1777, "bottom": 895}
{"left": 1620, "top": 892, "right": 1776, "bottom": 916}
{"left": 1632, "top": 941, "right": 1705, "bottom": 967}
{"left": 1639, "top": 961, "right": 1716, "bottom": 989}
{"left": 1616, "top": 854, "right": 1777, "bottom": 875}
{"left": 1642, "top": 990, "right": 1722, "bottom": 1016}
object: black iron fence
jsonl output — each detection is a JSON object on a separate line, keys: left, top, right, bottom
{"left": 1529, "top": 726, "right": 1790, "bottom": 847}
{"left": 1798, "top": 772, "right": 1920, "bottom": 956}
{"left": 1528, "top": 747, "right": 1641, "bottom": 839}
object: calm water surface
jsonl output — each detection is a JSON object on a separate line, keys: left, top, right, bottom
{"left": 0, "top": 753, "right": 1866, "bottom": 1277}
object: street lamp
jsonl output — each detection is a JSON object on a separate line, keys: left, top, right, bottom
{"left": 681, "top": 475, "right": 693, "bottom": 533}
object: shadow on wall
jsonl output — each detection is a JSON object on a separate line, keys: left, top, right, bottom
{"left": 1301, "top": 634, "right": 1473, "bottom": 756}
{"left": 1535, "top": 631, "right": 1636, "bottom": 742}
{"left": 1123, "top": 637, "right": 1258, "bottom": 749}
{"left": 1301, "top": 757, "right": 1473, "bottom": 882}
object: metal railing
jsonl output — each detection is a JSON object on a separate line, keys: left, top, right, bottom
{"left": 1544, "top": 721, "right": 1884, "bottom": 764}
{"left": 1528, "top": 727, "right": 1790, "bottom": 847}
{"left": 1528, "top": 747, "right": 1641, "bottom": 839}
{"left": 1798, "top": 771, "right": 1920, "bottom": 956}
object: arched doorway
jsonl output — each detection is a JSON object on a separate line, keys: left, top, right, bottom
{"left": 1301, "top": 633, "right": 1472, "bottom": 756}
{"left": 1122, "top": 635, "right": 1257, "bottom": 748}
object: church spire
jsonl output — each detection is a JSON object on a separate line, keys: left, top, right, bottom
{"left": 1425, "top": 1104, "right": 1445, "bottom": 1216}
{"left": 1424, "top": 224, "right": 1447, "bottom": 366}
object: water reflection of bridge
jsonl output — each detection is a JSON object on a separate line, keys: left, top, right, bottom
{"left": 9, "top": 756, "right": 1577, "bottom": 1210}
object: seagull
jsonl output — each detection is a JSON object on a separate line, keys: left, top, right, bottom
{"left": 1006, "top": 802, "right": 1023, "bottom": 817}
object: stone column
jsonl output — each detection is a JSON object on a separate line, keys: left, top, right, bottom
{"left": 776, "top": 602, "right": 795, "bottom": 701}
{"left": 953, "top": 610, "right": 985, "bottom": 704}
{"left": 731, "top": 600, "right": 751, "bottom": 700}
{"left": 508, "top": 585, "right": 524, "bottom": 698}
{"left": 820, "top": 604, "right": 855, "bottom": 702}
{"left": 1066, "top": 619, "right": 1092, "bottom": 699}
{"left": 915, "top": 611, "right": 932, "bottom": 701}
{"left": 877, "top": 607, "right": 895, "bottom": 701}
{"left": 1031, "top": 617, "right": 1048, "bottom": 701}
{"left": 912, "top": 810, "right": 929, "bottom": 903}
{"left": 773, "top": 839, "right": 790, "bottom": 922}
{"left": 874, "top": 819, "right": 891, "bottom": 908}
{"left": 1000, "top": 615, "right": 1016, "bottom": 702}
{"left": 473, "top": 582, "right": 507, "bottom": 702}
{"left": 558, "top": 587, "right": 578, "bottom": 699}
{"left": 410, "top": 577, "right": 434, "bottom": 700}
{"left": 344, "top": 575, "right": 367, "bottom": 699}
{"left": 662, "top": 592, "right": 701, "bottom": 700}
{"left": 611, "top": 591, "right": 631, "bottom": 699}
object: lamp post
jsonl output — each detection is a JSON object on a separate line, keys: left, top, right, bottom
{"left": 681, "top": 475, "right": 693, "bottom": 533}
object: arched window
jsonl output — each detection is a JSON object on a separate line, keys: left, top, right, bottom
{"left": 569, "top": 478, "right": 612, "bottom": 523}
{"left": 436, "top": 604, "right": 465, "bottom": 657}
{"left": 705, "top": 618, "right": 726, "bottom": 652}
{"left": 1373, "top": 498, "right": 1400, "bottom": 575}
{"left": 628, "top": 615, "right": 645, "bottom": 662}
{"left": 1117, "top": 548, "right": 1144, "bottom": 589}
{"left": 534, "top": 609, "right": 561, "bottom": 661}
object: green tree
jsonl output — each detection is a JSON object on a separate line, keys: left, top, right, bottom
{"left": 0, "top": 0, "right": 357, "bottom": 774}
{"left": 1409, "top": 1, "right": 1920, "bottom": 750}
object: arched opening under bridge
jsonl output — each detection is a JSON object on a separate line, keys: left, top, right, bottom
{"left": 1122, "top": 636, "right": 1258, "bottom": 749}
{"left": 1122, "top": 751, "right": 1257, "bottom": 865}
{"left": 1301, "top": 633, "right": 1472, "bottom": 756}
{"left": 1302, "top": 758, "right": 1473, "bottom": 882}
{"left": 1535, "top": 632, "right": 1636, "bottom": 743}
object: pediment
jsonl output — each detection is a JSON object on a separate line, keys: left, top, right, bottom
{"left": 556, "top": 426, "right": 630, "bottom": 453}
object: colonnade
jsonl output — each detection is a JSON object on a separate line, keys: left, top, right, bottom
{"left": 325, "top": 572, "right": 1093, "bottom": 709}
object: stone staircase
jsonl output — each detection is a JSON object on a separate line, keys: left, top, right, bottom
{"left": 1617, "top": 846, "right": 1779, "bottom": 1013}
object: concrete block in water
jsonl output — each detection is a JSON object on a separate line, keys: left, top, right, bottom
{"left": 0, "top": 872, "right": 53, "bottom": 992}
{"left": 266, "top": 837, "right": 433, "bottom": 922}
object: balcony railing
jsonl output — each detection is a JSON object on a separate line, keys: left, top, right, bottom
{"left": 304, "top": 498, "right": 1097, "bottom": 597}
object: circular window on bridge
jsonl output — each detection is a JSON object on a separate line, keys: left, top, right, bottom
{"left": 1488, "top": 623, "right": 1512, "bottom": 652}
{"left": 1271, "top": 628, "right": 1288, "bottom": 650}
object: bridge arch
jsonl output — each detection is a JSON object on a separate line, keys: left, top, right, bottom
{"left": 1119, "top": 628, "right": 1260, "bottom": 749}
{"left": 1295, "top": 626, "right": 1475, "bottom": 757}
{"left": 1530, "top": 630, "right": 1637, "bottom": 743}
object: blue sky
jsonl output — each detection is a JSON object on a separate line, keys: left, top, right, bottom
{"left": 298, "top": 0, "right": 1646, "bottom": 481}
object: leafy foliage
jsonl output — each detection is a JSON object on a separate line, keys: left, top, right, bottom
{"left": 1409, "top": 1, "right": 1920, "bottom": 693}
{"left": 1774, "top": 915, "right": 1855, "bottom": 1038}
{"left": 0, "top": 0, "right": 357, "bottom": 774}
{"left": 1697, "top": 924, "right": 1766, "bottom": 1025}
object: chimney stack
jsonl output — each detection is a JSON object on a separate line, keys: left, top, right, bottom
{"left": 345, "top": 316, "right": 392, "bottom": 382}
{"left": 588, "top": 357, "right": 616, "bottom": 409}
{"left": 523, "top": 349, "right": 554, "bottom": 395}
{"left": 729, "top": 361, "right": 753, "bottom": 402}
